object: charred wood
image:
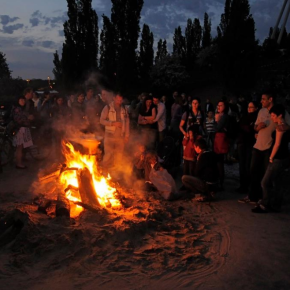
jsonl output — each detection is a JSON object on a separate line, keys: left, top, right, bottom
{"left": 56, "top": 193, "right": 70, "bottom": 218}
{"left": 77, "top": 167, "right": 100, "bottom": 208}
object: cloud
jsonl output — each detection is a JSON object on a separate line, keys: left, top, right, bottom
{"left": 29, "top": 10, "right": 67, "bottom": 28}
{"left": 41, "top": 41, "right": 55, "bottom": 48}
{"left": 1, "top": 23, "right": 24, "bottom": 34}
{"left": 58, "top": 30, "right": 64, "bottom": 37}
{"left": 0, "top": 15, "right": 19, "bottom": 25}
{"left": 30, "top": 17, "right": 40, "bottom": 27}
{"left": 22, "top": 39, "right": 34, "bottom": 47}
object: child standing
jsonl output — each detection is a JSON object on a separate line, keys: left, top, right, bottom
{"left": 182, "top": 126, "right": 197, "bottom": 175}
{"left": 204, "top": 111, "right": 216, "bottom": 150}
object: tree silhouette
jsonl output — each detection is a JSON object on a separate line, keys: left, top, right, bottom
{"left": 0, "top": 51, "right": 11, "bottom": 79}
{"left": 56, "top": 0, "right": 98, "bottom": 88}
{"left": 155, "top": 39, "right": 168, "bottom": 63}
{"left": 202, "top": 13, "right": 212, "bottom": 48}
{"left": 111, "top": 0, "right": 144, "bottom": 90}
{"left": 139, "top": 24, "right": 154, "bottom": 81}
{"left": 99, "top": 15, "right": 116, "bottom": 81}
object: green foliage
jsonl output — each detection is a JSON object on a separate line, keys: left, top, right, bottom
{"left": 139, "top": 24, "right": 154, "bottom": 81}
{"left": 0, "top": 52, "right": 11, "bottom": 80}
{"left": 155, "top": 39, "right": 168, "bottom": 63}
{"left": 59, "top": 0, "right": 99, "bottom": 88}
{"left": 173, "top": 26, "right": 185, "bottom": 59}
{"left": 111, "top": 0, "right": 144, "bottom": 91}
{"left": 217, "top": 0, "right": 258, "bottom": 93}
{"left": 99, "top": 15, "right": 116, "bottom": 81}
{"left": 150, "top": 55, "right": 190, "bottom": 92}
{"left": 202, "top": 13, "right": 212, "bottom": 48}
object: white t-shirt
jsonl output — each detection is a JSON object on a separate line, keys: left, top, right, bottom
{"left": 254, "top": 108, "right": 290, "bottom": 151}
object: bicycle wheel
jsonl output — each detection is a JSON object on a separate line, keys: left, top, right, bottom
{"left": 0, "top": 137, "right": 14, "bottom": 166}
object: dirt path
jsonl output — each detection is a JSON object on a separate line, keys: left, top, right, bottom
{"left": 0, "top": 162, "right": 290, "bottom": 290}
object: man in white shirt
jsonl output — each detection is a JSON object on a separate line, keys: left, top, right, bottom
{"left": 151, "top": 96, "right": 167, "bottom": 143}
{"left": 239, "top": 91, "right": 290, "bottom": 203}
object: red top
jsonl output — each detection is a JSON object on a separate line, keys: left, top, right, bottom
{"left": 182, "top": 137, "right": 197, "bottom": 161}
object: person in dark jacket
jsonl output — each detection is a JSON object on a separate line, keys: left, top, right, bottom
{"left": 181, "top": 138, "right": 219, "bottom": 200}
{"left": 236, "top": 101, "right": 259, "bottom": 193}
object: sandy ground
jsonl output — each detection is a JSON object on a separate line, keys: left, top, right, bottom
{"left": 1, "top": 158, "right": 290, "bottom": 290}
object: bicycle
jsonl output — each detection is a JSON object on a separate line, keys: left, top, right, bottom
{"left": 0, "top": 123, "right": 52, "bottom": 167}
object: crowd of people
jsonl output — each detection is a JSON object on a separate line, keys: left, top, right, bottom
{"left": 5, "top": 87, "right": 290, "bottom": 214}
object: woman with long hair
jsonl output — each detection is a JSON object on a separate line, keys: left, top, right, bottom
{"left": 213, "top": 100, "right": 229, "bottom": 189}
{"left": 11, "top": 96, "right": 33, "bottom": 168}
{"left": 138, "top": 94, "right": 157, "bottom": 149}
{"left": 179, "top": 97, "right": 204, "bottom": 138}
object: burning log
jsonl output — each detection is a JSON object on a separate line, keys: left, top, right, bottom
{"left": 77, "top": 167, "right": 100, "bottom": 208}
{"left": 56, "top": 193, "right": 70, "bottom": 217}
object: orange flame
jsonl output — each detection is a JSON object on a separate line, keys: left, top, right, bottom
{"left": 59, "top": 142, "right": 121, "bottom": 217}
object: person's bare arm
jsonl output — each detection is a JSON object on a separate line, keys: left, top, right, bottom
{"left": 269, "top": 130, "right": 283, "bottom": 163}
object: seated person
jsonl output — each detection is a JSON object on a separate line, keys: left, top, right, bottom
{"left": 181, "top": 138, "right": 219, "bottom": 201}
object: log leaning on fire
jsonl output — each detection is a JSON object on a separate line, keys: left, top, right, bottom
{"left": 77, "top": 167, "right": 100, "bottom": 208}
{"left": 56, "top": 193, "right": 70, "bottom": 217}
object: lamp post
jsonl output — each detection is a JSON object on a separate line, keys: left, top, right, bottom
{"left": 26, "top": 79, "right": 30, "bottom": 86}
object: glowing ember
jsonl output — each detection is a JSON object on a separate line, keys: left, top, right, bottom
{"left": 59, "top": 142, "right": 121, "bottom": 217}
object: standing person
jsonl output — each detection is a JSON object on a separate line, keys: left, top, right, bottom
{"left": 85, "top": 87, "right": 98, "bottom": 132}
{"left": 50, "top": 95, "right": 71, "bottom": 160}
{"left": 252, "top": 104, "right": 290, "bottom": 213}
{"left": 204, "top": 110, "right": 216, "bottom": 150}
{"left": 67, "top": 93, "right": 76, "bottom": 108}
{"left": 179, "top": 97, "right": 205, "bottom": 138}
{"left": 151, "top": 96, "right": 167, "bottom": 144}
{"left": 11, "top": 96, "right": 33, "bottom": 169}
{"left": 241, "top": 92, "right": 290, "bottom": 203}
{"left": 205, "top": 98, "right": 214, "bottom": 114}
{"left": 71, "top": 92, "right": 86, "bottom": 128}
{"left": 182, "top": 126, "right": 198, "bottom": 175}
{"left": 236, "top": 101, "right": 259, "bottom": 194}
{"left": 138, "top": 95, "right": 157, "bottom": 149}
{"left": 23, "top": 87, "right": 34, "bottom": 116}
{"left": 100, "top": 93, "right": 130, "bottom": 170}
{"left": 181, "top": 93, "right": 189, "bottom": 113}
{"left": 213, "top": 100, "right": 229, "bottom": 190}
{"left": 37, "top": 90, "right": 53, "bottom": 121}
{"left": 161, "top": 95, "right": 171, "bottom": 127}
{"left": 32, "top": 92, "right": 40, "bottom": 109}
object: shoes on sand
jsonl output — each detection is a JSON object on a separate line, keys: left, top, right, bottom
{"left": 251, "top": 204, "right": 268, "bottom": 213}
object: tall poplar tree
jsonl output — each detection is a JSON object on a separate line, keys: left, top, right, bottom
{"left": 111, "top": 0, "right": 144, "bottom": 90}
{"left": 217, "top": 0, "right": 257, "bottom": 91}
{"left": 57, "top": 0, "right": 99, "bottom": 88}
{"left": 99, "top": 15, "right": 116, "bottom": 80}
{"left": 139, "top": 24, "right": 154, "bottom": 81}
{"left": 202, "top": 13, "right": 212, "bottom": 48}
{"left": 173, "top": 26, "right": 185, "bottom": 61}
{"left": 155, "top": 39, "right": 168, "bottom": 63}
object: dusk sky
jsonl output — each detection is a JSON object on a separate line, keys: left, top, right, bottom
{"left": 0, "top": 0, "right": 289, "bottom": 80}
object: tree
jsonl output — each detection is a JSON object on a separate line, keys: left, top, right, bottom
{"left": 0, "top": 51, "right": 11, "bottom": 79}
{"left": 173, "top": 26, "right": 185, "bottom": 61}
{"left": 139, "top": 24, "right": 154, "bottom": 81}
{"left": 99, "top": 15, "right": 116, "bottom": 81}
{"left": 52, "top": 50, "right": 62, "bottom": 84}
{"left": 217, "top": 0, "right": 257, "bottom": 92}
{"left": 155, "top": 39, "right": 168, "bottom": 63}
{"left": 58, "top": 0, "right": 99, "bottom": 88}
{"left": 150, "top": 55, "right": 190, "bottom": 92}
{"left": 111, "top": 0, "right": 144, "bottom": 90}
{"left": 202, "top": 13, "right": 212, "bottom": 48}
